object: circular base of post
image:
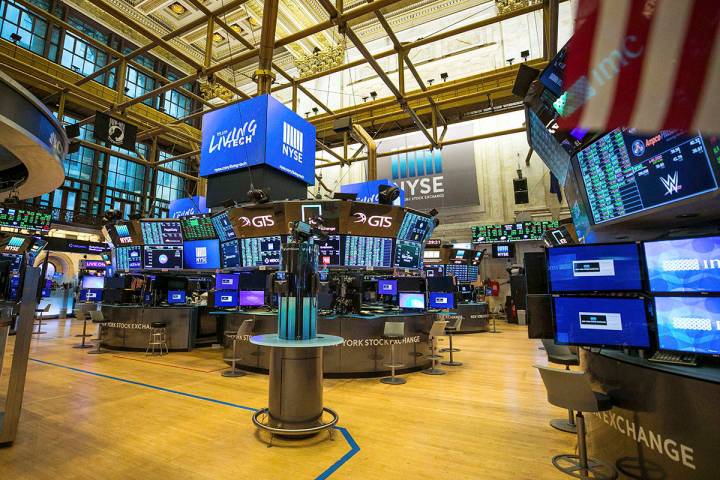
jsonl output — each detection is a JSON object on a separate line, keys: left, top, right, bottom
{"left": 72, "top": 344, "right": 94, "bottom": 349}
{"left": 221, "top": 369, "right": 246, "bottom": 378}
{"left": 552, "top": 454, "right": 618, "bottom": 479}
{"left": 252, "top": 407, "right": 339, "bottom": 438}
{"left": 422, "top": 368, "right": 447, "bottom": 375}
{"left": 439, "top": 348, "right": 460, "bottom": 353}
{"left": 550, "top": 418, "right": 577, "bottom": 434}
{"left": 441, "top": 361, "right": 463, "bottom": 366}
{"left": 380, "top": 376, "right": 406, "bottom": 385}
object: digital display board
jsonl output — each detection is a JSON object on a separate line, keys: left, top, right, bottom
{"left": 472, "top": 220, "right": 560, "bottom": 243}
{"left": 211, "top": 211, "right": 236, "bottom": 242}
{"left": 115, "top": 246, "right": 142, "bottom": 270}
{"left": 2, "top": 236, "right": 29, "bottom": 253}
{"left": 80, "top": 289, "right": 103, "bottom": 302}
{"left": 655, "top": 296, "right": 720, "bottom": 355}
{"left": 239, "top": 290, "right": 265, "bottom": 307}
{"left": 553, "top": 296, "right": 651, "bottom": 348}
{"left": 424, "top": 265, "right": 445, "bottom": 277}
{"left": 576, "top": 129, "right": 718, "bottom": 224}
{"left": 216, "top": 273, "right": 240, "bottom": 290}
{"left": 399, "top": 293, "right": 425, "bottom": 309}
{"left": 397, "top": 211, "right": 434, "bottom": 243}
{"left": 429, "top": 292, "right": 455, "bottom": 309}
{"left": 342, "top": 236, "right": 393, "bottom": 267}
{"left": 492, "top": 243, "right": 515, "bottom": 258}
{"left": 183, "top": 240, "right": 221, "bottom": 269}
{"left": 140, "top": 221, "right": 183, "bottom": 245}
{"left": 240, "top": 236, "right": 282, "bottom": 267}
{"left": 168, "top": 291, "right": 186, "bottom": 304}
{"left": 346, "top": 203, "right": 402, "bottom": 237}
{"left": 445, "top": 264, "right": 478, "bottom": 282}
{"left": 29, "top": 237, "right": 47, "bottom": 259}
{"left": 644, "top": 236, "right": 720, "bottom": 293}
{"left": 81, "top": 276, "right": 105, "bottom": 289}
{"left": 214, "top": 290, "right": 238, "bottom": 308}
{"left": 143, "top": 246, "right": 183, "bottom": 270}
{"left": 221, "top": 239, "right": 241, "bottom": 268}
{"left": 426, "top": 239, "right": 442, "bottom": 248}
{"left": 317, "top": 235, "right": 341, "bottom": 267}
{"left": 394, "top": 240, "right": 423, "bottom": 269}
{"left": 114, "top": 224, "right": 134, "bottom": 244}
{"left": 181, "top": 215, "right": 217, "bottom": 240}
{"left": 0, "top": 207, "right": 52, "bottom": 232}
{"left": 548, "top": 243, "right": 643, "bottom": 293}
{"left": 527, "top": 109, "right": 572, "bottom": 186}
{"left": 377, "top": 279, "right": 398, "bottom": 295}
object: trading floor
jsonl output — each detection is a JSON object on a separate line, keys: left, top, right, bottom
{"left": 0, "top": 318, "right": 571, "bottom": 480}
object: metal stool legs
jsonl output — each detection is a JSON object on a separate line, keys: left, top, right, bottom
{"left": 222, "top": 337, "right": 246, "bottom": 377}
{"left": 72, "top": 319, "right": 94, "bottom": 349}
{"left": 33, "top": 317, "right": 46, "bottom": 335}
{"left": 380, "top": 341, "right": 406, "bottom": 385}
{"left": 146, "top": 328, "right": 169, "bottom": 356}
{"left": 552, "top": 413, "right": 618, "bottom": 480}
{"left": 423, "top": 337, "right": 446, "bottom": 375}
{"left": 441, "top": 332, "right": 462, "bottom": 366}
{"left": 88, "top": 324, "right": 109, "bottom": 354}
{"left": 551, "top": 365, "right": 577, "bottom": 433}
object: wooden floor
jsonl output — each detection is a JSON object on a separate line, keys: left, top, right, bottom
{"left": 0, "top": 318, "right": 574, "bottom": 479}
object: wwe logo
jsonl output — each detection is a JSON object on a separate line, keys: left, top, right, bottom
{"left": 660, "top": 171, "right": 680, "bottom": 196}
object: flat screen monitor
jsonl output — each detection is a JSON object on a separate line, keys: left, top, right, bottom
{"left": 81, "top": 276, "right": 105, "bottom": 289}
{"left": 239, "top": 290, "right": 265, "bottom": 307}
{"left": 114, "top": 224, "right": 134, "bottom": 245}
{"left": 527, "top": 109, "right": 572, "bottom": 186}
{"left": 115, "top": 246, "right": 142, "bottom": 270}
{"left": 211, "top": 211, "right": 237, "bottom": 242}
{"left": 214, "top": 290, "right": 238, "bottom": 308}
{"left": 654, "top": 296, "right": 720, "bottom": 355}
{"left": 317, "top": 235, "right": 341, "bottom": 267}
{"left": 238, "top": 270, "right": 269, "bottom": 290}
{"left": 241, "top": 236, "right": 283, "bottom": 267}
{"left": 377, "top": 279, "right": 397, "bottom": 295}
{"left": 216, "top": 273, "right": 239, "bottom": 291}
{"left": 79, "top": 288, "right": 103, "bottom": 302}
{"left": 143, "top": 246, "right": 183, "bottom": 270}
{"left": 397, "top": 211, "right": 434, "bottom": 243}
{"left": 181, "top": 215, "right": 217, "bottom": 240}
{"left": 168, "top": 290, "right": 186, "bottom": 304}
{"left": 399, "top": 292, "right": 425, "bottom": 309}
{"left": 140, "top": 220, "right": 183, "bottom": 245}
{"left": 342, "top": 236, "right": 394, "bottom": 267}
{"left": 473, "top": 220, "right": 560, "bottom": 243}
{"left": 553, "top": 296, "right": 651, "bottom": 348}
{"left": 427, "top": 276, "right": 454, "bottom": 293}
{"left": 183, "top": 240, "right": 221, "bottom": 269}
{"left": 0, "top": 207, "right": 51, "bottom": 232}
{"left": 425, "top": 265, "right": 444, "bottom": 277}
{"left": 397, "top": 277, "right": 423, "bottom": 292}
{"left": 429, "top": 292, "right": 455, "bottom": 309}
{"left": 394, "top": 240, "right": 422, "bottom": 269}
{"left": 459, "top": 284, "right": 472, "bottom": 294}
{"left": 220, "top": 239, "right": 241, "bottom": 268}
{"left": 492, "top": 243, "right": 515, "bottom": 258}
{"left": 424, "top": 250, "right": 440, "bottom": 259}
{"left": 547, "top": 243, "right": 643, "bottom": 293}
{"left": 643, "top": 236, "right": 720, "bottom": 293}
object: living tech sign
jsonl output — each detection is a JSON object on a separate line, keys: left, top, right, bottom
{"left": 200, "top": 94, "right": 316, "bottom": 184}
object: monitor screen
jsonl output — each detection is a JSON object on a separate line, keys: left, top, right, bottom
{"left": 220, "top": 239, "right": 241, "bottom": 268}
{"left": 427, "top": 276, "right": 454, "bottom": 292}
{"left": 183, "top": 240, "right": 221, "bottom": 269}
{"left": 212, "top": 211, "right": 237, "bottom": 242}
{"left": 115, "top": 246, "right": 142, "bottom": 270}
{"left": 654, "top": 296, "right": 720, "bottom": 355}
{"left": 79, "top": 288, "right": 103, "bottom": 302}
{"left": 424, "top": 250, "right": 440, "bottom": 259}
{"left": 0, "top": 207, "right": 52, "bottom": 232}
{"left": 239, "top": 290, "right": 265, "bottom": 307}
{"left": 317, "top": 235, "right": 341, "bottom": 267}
{"left": 548, "top": 243, "right": 643, "bottom": 292}
{"left": 214, "top": 290, "right": 238, "bottom": 308}
{"left": 492, "top": 243, "right": 515, "bottom": 258}
{"left": 397, "top": 277, "right": 424, "bottom": 292}
{"left": 397, "top": 211, "right": 434, "bottom": 242}
{"left": 429, "top": 292, "right": 455, "bottom": 309}
{"left": 377, "top": 279, "right": 397, "bottom": 295}
{"left": 114, "top": 224, "right": 134, "bottom": 245}
{"left": 644, "top": 236, "right": 720, "bottom": 293}
{"left": 527, "top": 109, "right": 572, "bottom": 186}
{"left": 553, "top": 296, "right": 650, "bottom": 348}
{"left": 140, "top": 220, "right": 183, "bottom": 245}
{"left": 394, "top": 240, "right": 422, "bottom": 269}
{"left": 576, "top": 129, "right": 718, "bottom": 225}
{"left": 473, "top": 220, "right": 560, "bottom": 243}
{"left": 143, "top": 246, "right": 183, "bottom": 270}
{"left": 181, "top": 215, "right": 217, "bottom": 240}
{"left": 240, "top": 236, "right": 282, "bottom": 267}
{"left": 81, "top": 276, "right": 105, "bottom": 289}
{"left": 238, "top": 270, "right": 269, "bottom": 290}
{"left": 399, "top": 292, "right": 425, "bottom": 309}
{"left": 342, "top": 236, "right": 393, "bottom": 267}
{"left": 216, "top": 273, "right": 239, "bottom": 290}
{"left": 168, "top": 290, "right": 186, "bottom": 304}
{"left": 425, "top": 265, "right": 444, "bottom": 277}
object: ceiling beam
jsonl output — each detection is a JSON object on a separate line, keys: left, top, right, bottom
{"left": 255, "top": 0, "right": 280, "bottom": 95}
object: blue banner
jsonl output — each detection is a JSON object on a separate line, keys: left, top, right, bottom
{"left": 340, "top": 179, "right": 404, "bottom": 206}
{"left": 168, "top": 196, "right": 208, "bottom": 219}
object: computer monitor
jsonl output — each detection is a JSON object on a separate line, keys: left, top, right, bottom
{"left": 215, "top": 273, "right": 239, "bottom": 291}
{"left": 238, "top": 290, "right": 265, "bottom": 307}
{"left": 429, "top": 292, "right": 455, "bottom": 309}
{"left": 553, "top": 296, "right": 651, "bottom": 348}
{"left": 143, "top": 246, "right": 183, "bottom": 270}
{"left": 397, "top": 277, "right": 424, "bottom": 292}
{"left": 643, "top": 235, "right": 720, "bottom": 293}
{"left": 168, "top": 290, "right": 186, "bottom": 304}
{"left": 547, "top": 243, "right": 643, "bottom": 293}
{"left": 492, "top": 243, "right": 514, "bottom": 258}
{"left": 183, "top": 239, "right": 221, "bottom": 269}
{"left": 238, "top": 270, "right": 268, "bottom": 290}
{"left": 79, "top": 288, "right": 103, "bottom": 302}
{"left": 398, "top": 292, "right": 425, "bottom": 310}
{"left": 81, "top": 275, "right": 105, "bottom": 290}
{"left": 426, "top": 276, "right": 454, "bottom": 293}
{"left": 377, "top": 279, "right": 397, "bottom": 295}
{"left": 214, "top": 290, "right": 238, "bottom": 308}
{"left": 654, "top": 296, "right": 720, "bottom": 355}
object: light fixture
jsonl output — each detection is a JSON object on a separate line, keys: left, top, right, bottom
{"left": 370, "top": 91, "right": 377, "bottom": 100}
{"left": 312, "top": 107, "right": 319, "bottom": 115}
{"left": 506, "top": 58, "right": 514, "bottom": 66}
{"left": 247, "top": 187, "right": 270, "bottom": 204}
{"left": 247, "top": 16, "right": 259, "bottom": 28}
{"left": 9, "top": 33, "right": 22, "bottom": 43}
{"left": 230, "top": 23, "right": 243, "bottom": 34}
{"left": 212, "top": 32, "right": 225, "bottom": 43}
{"left": 521, "top": 50, "right": 530, "bottom": 61}
{"left": 362, "top": 96, "right": 368, "bottom": 102}
{"left": 168, "top": 2, "right": 187, "bottom": 16}
{"left": 440, "top": 72, "right": 448, "bottom": 82}
{"left": 427, "top": 78, "right": 435, "bottom": 85}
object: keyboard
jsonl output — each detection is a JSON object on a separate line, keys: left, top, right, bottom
{"left": 648, "top": 351, "right": 698, "bottom": 367}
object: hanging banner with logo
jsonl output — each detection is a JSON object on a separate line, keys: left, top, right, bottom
{"left": 94, "top": 111, "right": 138, "bottom": 150}
{"left": 168, "top": 196, "right": 209, "bottom": 219}
{"left": 340, "top": 179, "right": 405, "bottom": 206}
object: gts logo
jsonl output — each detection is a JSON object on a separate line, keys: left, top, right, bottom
{"left": 353, "top": 213, "right": 392, "bottom": 228}
{"left": 238, "top": 215, "right": 275, "bottom": 228}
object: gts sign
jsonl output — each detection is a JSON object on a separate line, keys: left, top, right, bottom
{"left": 353, "top": 212, "right": 392, "bottom": 228}
{"left": 238, "top": 215, "right": 275, "bottom": 228}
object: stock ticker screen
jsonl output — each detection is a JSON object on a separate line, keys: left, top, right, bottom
{"left": 181, "top": 215, "right": 217, "bottom": 240}
{"left": 140, "top": 221, "right": 183, "bottom": 245}
{"left": 212, "top": 211, "right": 237, "bottom": 242}
{"left": 317, "top": 235, "right": 341, "bottom": 267}
{"left": 397, "top": 212, "right": 434, "bottom": 243}
{"left": 576, "top": 129, "right": 719, "bottom": 224}
{"left": 0, "top": 207, "right": 52, "bottom": 232}
{"left": 394, "top": 240, "right": 423, "bottom": 269}
{"left": 241, "top": 236, "right": 283, "bottom": 267}
{"left": 115, "top": 246, "right": 142, "bottom": 270}
{"left": 472, "top": 220, "right": 559, "bottom": 243}
{"left": 342, "top": 236, "right": 393, "bottom": 267}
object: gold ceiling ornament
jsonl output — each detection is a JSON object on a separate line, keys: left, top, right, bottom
{"left": 295, "top": 39, "right": 347, "bottom": 78}
{"left": 168, "top": 1, "right": 187, "bottom": 16}
{"left": 495, "top": 0, "right": 542, "bottom": 15}
{"left": 198, "top": 76, "right": 235, "bottom": 102}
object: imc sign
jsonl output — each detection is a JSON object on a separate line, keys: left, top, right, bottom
{"left": 200, "top": 94, "right": 316, "bottom": 184}
{"left": 340, "top": 179, "right": 405, "bottom": 206}
{"left": 169, "top": 196, "right": 209, "bottom": 219}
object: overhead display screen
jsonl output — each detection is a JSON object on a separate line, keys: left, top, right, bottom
{"left": 644, "top": 236, "right": 720, "bottom": 293}
{"left": 211, "top": 211, "right": 236, "bottom": 242}
{"left": 221, "top": 239, "right": 241, "bottom": 268}
{"left": 342, "top": 236, "right": 393, "bottom": 267}
{"left": 0, "top": 207, "right": 51, "bottom": 232}
{"left": 181, "top": 215, "right": 217, "bottom": 240}
{"left": 115, "top": 246, "right": 142, "bottom": 270}
{"left": 548, "top": 243, "right": 643, "bottom": 292}
{"left": 553, "top": 296, "right": 651, "bottom": 348}
{"left": 241, "top": 236, "right": 283, "bottom": 267}
{"left": 397, "top": 211, "right": 434, "bottom": 243}
{"left": 576, "top": 129, "right": 718, "bottom": 224}
{"left": 655, "top": 296, "right": 720, "bottom": 355}
{"left": 140, "top": 221, "right": 183, "bottom": 245}
{"left": 114, "top": 224, "right": 135, "bottom": 245}
{"left": 2, "top": 236, "right": 29, "bottom": 254}
{"left": 445, "top": 264, "right": 478, "bottom": 282}
{"left": 229, "top": 205, "right": 286, "bottom": 238}
{"left": 183, "top": 239, "right": 221, "bottom": 269}
{"left": 317, "top": 235, "right": 341, "bottom": 267}
{"left": 425, "top": 265, "right": 445, "bottom": 277}
{"left": 216, "top": 273, "right": 240, "bottom": 290}
{"left": 492, "top": 243, "right": 515, "bottom": 258}
{"left": 394, "top": 240, "right": 423, "bottom": 269}
{"left": 472, "top": 220, "right": 560, "bottom": 243}
{"left": 527, "top": 110, "right": 572, "bottom": 186}
{"left": 143, "top": 246, "right": 183, "bottom": 270}
{"left": 429, "top": 292, "right": 455, "bottom": 309}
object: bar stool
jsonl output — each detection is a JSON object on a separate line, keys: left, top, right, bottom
{"left": 33, "top": 303, "right": 51, "bottom": 335}
{"left": 146, "top": 322, "right": 169, "bottom": 356}
{"left": 542, "top": 338, "right": 580, "bottom": 433}
{"left": 423, "top": 320, "right": 448, "bottom": 375}
{"left": 87, "top": 310, "right": 110, "bottom": 355}
{"left": 222, "top": 319, "right": 254, "bottom": 377}
{"left": 380, "top": 321, "right": 406, "bottom": 385}
{"left": 72, "top": 310, "right": 94, "bottom": 349}
{"left": 441, "top": 317, "right": 463, "bottom": 367}
{"left": 535, "top": 365, "right": 618, "bottom": 480}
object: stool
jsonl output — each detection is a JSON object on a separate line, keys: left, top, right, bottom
{"left": 536, "top": 365, "right": 618, "bottom": 480}
{"left": 33, "top": 303, "right": 51, "bottom": 335}
{"left": 542, "top": 338, "right": 580, "bottom": 433}
{"left": 72, "top": 311, "right": 94, "bottom": 349}
{"left": 441, "top": 317, "right": 463, "bottom": 367}
{"left": 146, "top": 322, "right": 169, "bottom": 356}
{"left": 422, "top": 320, "right": 448, "bottom": 375}
{"left": 87, "top": 310, "right": 110, "bottom": 355}
{"left": 380, "top": 321, "right": 406, "bottom": 385}
{"left": 222, "top": 319, "right": 254, "bottom": 377}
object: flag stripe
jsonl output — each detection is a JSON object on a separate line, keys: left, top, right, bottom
{"left": 692, "top": 31, "right": 720, "bottom": 131}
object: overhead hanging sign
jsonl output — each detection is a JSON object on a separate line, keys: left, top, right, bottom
{"left": 94, "top": 111, "right": 138, "bottom": 150}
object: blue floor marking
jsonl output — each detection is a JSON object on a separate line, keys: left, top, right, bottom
{"left": 29, "top": 357, "right": 360, "bottom": 479}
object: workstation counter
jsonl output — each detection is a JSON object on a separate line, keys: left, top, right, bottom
{"left": 450, "top": 302, "right": 489, "bottom": 333}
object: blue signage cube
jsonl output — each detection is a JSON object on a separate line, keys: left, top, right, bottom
{"left": 340, "top": 179, "right": 405, "bottom": 206}
{"left": 200, "top": 94, "right": 316, "bottom": 185}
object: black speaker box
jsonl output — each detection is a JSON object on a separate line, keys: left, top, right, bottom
{"left": 65, "top": 123, "right": 81, "bottom": 138}
{"left": 513, "top": 178, "right": 529, "bottom": 204}
{"left": 512, "top": 63, "right": 540, "bottom": 98}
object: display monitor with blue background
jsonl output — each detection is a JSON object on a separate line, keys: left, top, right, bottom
{"left": 214, "top": 290, "right": 238, "bottom": 308}
{"left": 548, "top": 243, "right": 643, "bottom": 292}
{"left": 377, "top": 279, "right": 397, "bottom": 295}
{"left": 429, "top": 292, "right": 455, "bottom": 309}
{"left": 200, "top": 94, "right": 316, "bottom": 185}
{"left": 220, "top": 239, "right": 241, "bottom": 268}
{"left": 240, "top": 236, "right": 282, "bottom": 267}
{"left": 553, "top": 296, "right": 651, "bottom": 348}
{"left": 239, "top": 290, "right": 265, "bottom": 307}
{"left": 81, "top": 276, "right": 104, "bottom": 289}
{"left": 115, "top": 246, "right": 142, "bottom": 270}
{"left": 654, "top": 296, "right": 720, "bottom": 355}
{"left": 216, "top": 273, "right": 239, "bottom": 291}
{"left": 143, "top": 246, "right": 183, "bottom": 269}
{"left": 399, "top": 292, "right": 425, "bottom": 310}
{"left": 80, "top": 289, "right": 103, "bottom": 302}
{"left": 183, "top": 240, "right": 221, "bottom": 269}
{"left": 212, "top": 211, "right": 236, "bottom": 242}
{"left": 644, "top": 236, "right": 720, "bottom": 293}
{"left": 168, "top": 290, "right": 186, "bottom": 304}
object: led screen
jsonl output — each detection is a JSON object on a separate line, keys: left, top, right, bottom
{"left": 168, "top": 290, "right": 186, "bottom": 304}
{"left": 216, "top": 273, "right": 239, "bottom": 291}
{"left": 114, "top": 224, "right": 134, "bottom": 244}
{"left": 425, "top": 265, "right": 445, "bottom": 277}
{"left": 492, "top": 243, "right": 514, "bottom": 258}
{"left": 0, "top": 207, "right": 52, "bottom": 232}
{"left": 394, "top": 240, "right": 422, "bottom": 269}
{"left": 221, "top": 240, "right": 241, "bottom": 268}
{"left": 212, "top": 211, "right": 236, "bottom": 242}
{"left": 181, "top": 215, "right": 217, "bottom": 240}
{"left": 644, "top": 236, "right": 720, "bottom": 293}
{"left": 548, "top": 243, "right": 643, "bottom": 292}
{"left": 140, "top": 221, "right": 183, "bottom": 245}
{"left": 143, "top": 246, "right": 183, "bottom": 270}
{"left": 377, "top": 279, "right": 397, "bottom": 295}
{"left": 342, "top": 236, "right": 393, "bottom": 267}
{"left": 214, "top": 290, "right": 238, "bottom": 308}
{"left": 183, "top": 240, "right": 221, "bottom": 269}
{"left": 655, "top": 296, "right": 720, "bottom": 355}
{"left": 397, "top": 211, "right": 434, "bottom": 242}
{"left": 81, "top": 276, "right": 105, "bottom": 289}
{"left": 317, "top": 235, "right": 341, "bottom": 267}
{"left": 240, "top": 236, "right": 282, "bottom": 267}
{"left": 429, "top": 292, "right": 455, "bottom": 309}
{"left": 399, "top": 292, "right": 425, "bottom": 309}
{"left": 239, "top": 290, "right": 265, "bottom": 307}
{"left": 79, "top": 289, "right": 103, "bottom": 302}
{"left": 115, "top": 246, "right": 142, "bottom": 270}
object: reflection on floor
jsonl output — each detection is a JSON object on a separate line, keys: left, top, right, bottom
{"left": 0, "top": 317, "right": 574, "bottom": 479}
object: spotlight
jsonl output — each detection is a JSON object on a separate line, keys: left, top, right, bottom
{"left": 305, "top": 111, "right": 311, "bottom": 118}
{"left": 378, "top": 185, "right": 400, "bottom": 205}
{"left": 440, "top": 72, "right": 448, "bottom": 82}
{"left": 506, "top": 58, "right": 514, "bottom": 66}
{"left": 247, "top": 187, "right": 270, "bottom": 204}
{"left": 362, "top": 96, "right": 368, "bottom": 102}
{"left": 312, "top": 107, "right": 319, "bottom": 115}
{"left": 9, "top": 33, "right": 21, "bottom": 43}
{"left": 427, "top": 78, "right": 435, "bottom": 85}
{"left": 521, "top": 50, "right": 530, "bottom": 62}
{"left": 370, "top": 91, "right": 377, "bottom": 100}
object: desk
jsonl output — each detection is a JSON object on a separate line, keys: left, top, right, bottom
{"left": 451, "top": 302, "right": 489, "bottom": 333}
{"left": 100, "top": 305, "right": 199, "bottom": 352}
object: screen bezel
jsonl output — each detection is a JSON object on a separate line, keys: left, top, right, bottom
{"left": 398, "top": 292, "right": 426, "bottom": 310}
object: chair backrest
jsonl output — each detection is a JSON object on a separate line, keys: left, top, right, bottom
{"left": 452, "top": 317, "right": 463, "bottom": 331}
{"left": 384, "top": 321, "right": 405, "bottom": 338}
{"left": 236, "top": 319, "right": 255, "bottom": 337}
{"left": 42, "top": 303, "right": 51, "bottom": 312}
{"left": 541, "top": 338, "right": 577, "bottom": 359}
{"left": 429, "top": 320, "right": 448, "bottom": 337}
{"left": 88, "top": 310, "right": 104, "bottom": 322}
{"left": 535, "top": 365, "right": 600, "bottom": 412}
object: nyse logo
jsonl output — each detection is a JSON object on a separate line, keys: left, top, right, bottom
{"left": 239, "top": 215, "right": 275, "bottom": 228}
{"left": 282, "top": 122, "right": 303, "bottom": 162}
{"left": 660, "top": 171, "right": 681, "bottom": 196}
{"left": 208, "top": 120, "right": 257, "bottom": 153}
{"left": 353, "top": 212, "right": 392, "bottom": 228}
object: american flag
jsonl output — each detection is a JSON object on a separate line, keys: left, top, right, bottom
{"left": 557, "top": 0, "right": 720, "bottom": 134}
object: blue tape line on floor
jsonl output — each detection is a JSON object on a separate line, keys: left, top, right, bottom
{"left": 28, "top": 357, "right": 360, "bottom": 479}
